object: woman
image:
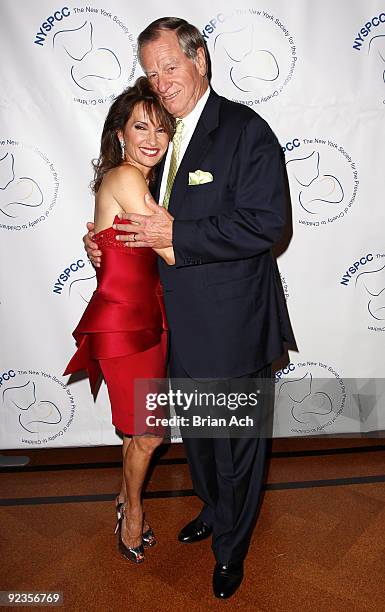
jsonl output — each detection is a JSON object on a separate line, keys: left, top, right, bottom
{"left": 64, "top": 77, "right": 175, "bottom": 563}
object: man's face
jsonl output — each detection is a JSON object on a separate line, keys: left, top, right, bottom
{"left": 140, "top": 30, "right": 207, "bottom": 118}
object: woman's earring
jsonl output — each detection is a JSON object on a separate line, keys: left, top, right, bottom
{"left": 119, "top": 139, "right": 125, "bottom": 160}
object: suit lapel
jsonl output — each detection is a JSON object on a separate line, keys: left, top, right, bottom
{"left": 168, "top": 90, "right": 221, "bottom": 216}
{"left": 154, "top": 154, "right": 167, "bottom": 202}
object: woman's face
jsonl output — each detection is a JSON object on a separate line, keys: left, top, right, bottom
{"left": 117, "top": 102, "right": 169, "bottom": 176}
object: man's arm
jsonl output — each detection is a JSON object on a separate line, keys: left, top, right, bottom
{"left": 115, "top": 116, "right": 286, "bottom": 265}
{"left": 114, "top": 195, "right": 174, "bottom": 248}
{"left": 84, "top": 168, "right": 175, "bottom": 266}
{"left": 84, "top": 222, "right": 102, "bottom": 267}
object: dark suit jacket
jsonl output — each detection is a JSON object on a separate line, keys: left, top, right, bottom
{"left": 155, "top": 89, "right": 295, "bottom": 378}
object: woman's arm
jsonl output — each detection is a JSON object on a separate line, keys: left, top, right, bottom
{"left": 94, "top": 175, "right": 123, "bottom": 234}
{"left": 99, "top": 164, "right": 175, "bottom": 265}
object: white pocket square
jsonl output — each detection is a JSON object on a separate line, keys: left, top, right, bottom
{"left": 188, "top": 170, "right": 214, "bottom": 185}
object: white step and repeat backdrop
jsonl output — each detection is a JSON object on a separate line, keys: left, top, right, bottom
{"left": 1, "top": 0, "right": 384, "bottom": 448}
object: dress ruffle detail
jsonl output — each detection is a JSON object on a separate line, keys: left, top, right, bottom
{"left": 64, "top": 218, "right": 168, "bottom": 394}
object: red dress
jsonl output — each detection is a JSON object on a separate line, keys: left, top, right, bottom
{"left": 64, "top": 217, "right": 168, "bottom": 435}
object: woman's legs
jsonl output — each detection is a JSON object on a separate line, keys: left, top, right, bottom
{"left": 117, "top": 436, "right": 131, "bottom": 503}
{"left": 120, "top": 435, "right": 163, "bottom": 549}
{"left": 99, "top": 343, "right": 167, "bottom": 540}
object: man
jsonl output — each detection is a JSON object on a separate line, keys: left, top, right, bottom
{"left": 85, "top": 17, "right": 295, "bottom": 599}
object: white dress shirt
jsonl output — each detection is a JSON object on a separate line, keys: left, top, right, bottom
{"left": 159, "top": 87, "right": 210, "bottom": 205}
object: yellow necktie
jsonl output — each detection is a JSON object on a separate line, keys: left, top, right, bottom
{"left": 163, "top": 119, "right": 184, "bottom": 209}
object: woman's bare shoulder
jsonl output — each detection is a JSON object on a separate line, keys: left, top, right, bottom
{"left": 102, "top": 164, "right": 146, "bottom": 190}
{"left": 101, "top": 164, "right": 149, "bottom": 214}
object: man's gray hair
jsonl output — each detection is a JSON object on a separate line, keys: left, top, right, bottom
{"left": 137, "top": 17, "right": 209, "bottom": 70}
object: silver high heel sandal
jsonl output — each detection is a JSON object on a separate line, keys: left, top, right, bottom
{"left": 115, "top": 497, "right": 156, "bottom": 548}
{"left": 115, "top": 504, "right": 145, "bottom": 564}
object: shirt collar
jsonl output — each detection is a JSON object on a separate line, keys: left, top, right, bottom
{"left": 177, "top": 86, "right": 210, "bottom": 136}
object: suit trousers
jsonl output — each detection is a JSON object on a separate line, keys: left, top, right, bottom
{"left": 169, "top": 340, "right": 273, "bottom": 565}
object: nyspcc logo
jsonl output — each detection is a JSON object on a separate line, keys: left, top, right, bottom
{"left": 0, "top": 139, "right": 58, "bottom": 232}
{"left": 34, "top": 6, "right": 137, "bottom": 105}
{"left": 1, "top": 368, "right": 75, "bottom": 445}
{"left": 202, "top": 8, "right": 297, "bottom": 106}
{"left": 352, "top": 13, "right": 385, "bottom": 102}
{"left": 275, "top": 361, "right": 346, "bottom": 434}
{"left": 283, "top": 136, "right": 359, "bottom": 227}
{"left": 339, "top": 252, "right": 385, "bottom": 332}
{"left": 53, "top": 258, "right": 96, "bottom": 303}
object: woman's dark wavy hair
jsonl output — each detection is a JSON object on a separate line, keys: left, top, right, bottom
{"left": 92, "top": 77, "right": 175, "bottom": 193}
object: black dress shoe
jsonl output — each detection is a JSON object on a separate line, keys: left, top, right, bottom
{"left": 213, "top": 562, "right": 244, "bottom": 599}
{"left": 178, "top": 517, "right": 213, "bottom": 543}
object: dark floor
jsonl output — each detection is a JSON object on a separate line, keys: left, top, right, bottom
{"left": 1, "top": 437, "right": 385, "bottom": 612}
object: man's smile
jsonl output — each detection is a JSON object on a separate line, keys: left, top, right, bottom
{"left": 162, "top": 91, "right": 181, "bottom": 102}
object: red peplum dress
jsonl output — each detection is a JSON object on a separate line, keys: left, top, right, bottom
{"left": 64, "top": 216, "right": 168, "bottom": 435}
